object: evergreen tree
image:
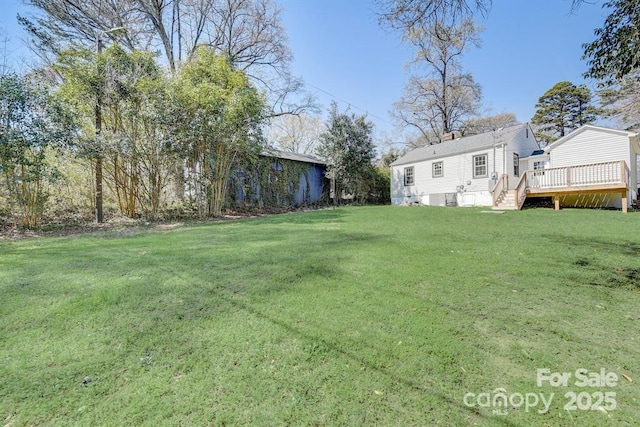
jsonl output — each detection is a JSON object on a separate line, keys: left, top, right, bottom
{"left": 317, "top": 103, "right": 376, "bottom": 204}
{"left": 598, "top": 72, "right": 640, "bottom": 130}
{"left": 583, "top": 0, "right": 640, "bottom": 84}
{"left": 531, "top": 81, "right": 599, "bottom": 144}
{"left": 0, "top": 73, "right": 76, "bottom": 227}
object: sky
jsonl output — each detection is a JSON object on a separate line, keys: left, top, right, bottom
{"left": 278, "top": 0, "right": 611, "bottom": 142}
{"left": 0, "top": 0, "right": 613, "bottom": 145}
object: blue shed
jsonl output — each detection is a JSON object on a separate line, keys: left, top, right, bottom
{"left": 229, "top": 149, "right": 329, "bottom": 208}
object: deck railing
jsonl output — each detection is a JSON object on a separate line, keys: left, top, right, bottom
{"left": 525, "top": 161, "right": 629, "bottom": 190}
{"left": 514, "top": 174, "right": 527, "bottom": 209}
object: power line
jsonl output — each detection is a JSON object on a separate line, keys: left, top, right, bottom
{"left": 305, "top": 82, "right": 395, "bottom": 128}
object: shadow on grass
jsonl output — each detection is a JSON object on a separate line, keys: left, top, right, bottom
{"left": 0, "top": 212, "right": 388, "bottom": 321}
{"left": 242, "top": 207, "right": 348, "bottom": 226}
{"left": 207, "top": 288, "right": 519, "bottom": 426}
{"left": 543, "top": 235, "right": 640, "bottom": 291}
{"left": 571, "top": 261, "right": 640, "bottom": 291}
{"left": 166, "top": 220, "right": 517, "bottom": 424}
{"left": 2, "top": 209, "right": 516, "bottom": 425}
{"left": 545, "top": 234, "right": 640, "bottom": 257}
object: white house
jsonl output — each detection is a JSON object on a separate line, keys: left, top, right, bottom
{"left": 390, "top": 123, "right": 539, "bottom": 207}
{"left": 522, "top": 125, "right": 639, "bottom": 210}
{"left": 391, "top": 124, "right": 640, "bottom": 212}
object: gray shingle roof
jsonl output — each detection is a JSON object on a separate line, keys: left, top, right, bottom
{"left": 391, "top": 123, "right": 527, "bottom": 166}
{"left": 261, "top": 148, "right": 327, "bottom": 165}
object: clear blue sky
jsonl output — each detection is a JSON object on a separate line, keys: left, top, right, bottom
{"left": 279, "top": 0, "right": 611, "bottom": 141}
{"left": 1, "top": 0, "right": 611, "bottom": 143}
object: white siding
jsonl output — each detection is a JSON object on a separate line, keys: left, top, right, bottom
{"left": 636, "top": 154, "right": 640, "bottom": 190}
{"left": 390, "top": 125, "right": 541, "bottom": 206}
{"left": 499, "top": 125, "right": 541, "bottom": 189}
{"left": 390, "top": 147, "right": 504, "bottom": 206}
{"left": 550, "top": 129, "right": 632, "bottom": 168}
{"left": 525, "top": 155, "right": 550, "bottom": 172}
{"left": 391, "top": 125, "right": 639, "bottom": 207}
{"left": 391, "top": 166, "right": 430, "bottom": 205}
{"left": 548, "top": 127, "right": 638, "bottom": 205}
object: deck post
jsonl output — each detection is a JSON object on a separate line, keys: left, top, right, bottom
{"left": 554, "top": 194, "right": 561, "bottom": 211}
{"left": 622, "top": 190, "right": 628, "bottom": 213}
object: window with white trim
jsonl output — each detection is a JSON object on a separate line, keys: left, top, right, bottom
{"left": 404, "top": 166, "right": 414, "bottom": 186}
{"left": 472, "top": 154, "right": 488, "bottom": 178}
{"left": 432, "top": 161, "right": 443, "bottom": 178}
{"left": 513, "top": 153, "right": 520, "bottom": 177}
{"left": 533, "top": 161, "right": 545, "bottom": 170}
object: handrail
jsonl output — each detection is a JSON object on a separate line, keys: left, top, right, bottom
{"left": 514, "top": 174, "right": 527, "bottom": 209}
{"left": 491, "top": 174, "right": 508, "bottom": 207}
{"left": 621, "top": 161, "right": 630, "bottom": 186}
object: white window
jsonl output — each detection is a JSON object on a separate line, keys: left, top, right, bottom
{"left": 513, "top": 153, "right": 520, "bottom": 177}
{"left": 533, "top": 161, "right": 546, "bottom": 177}
{"left": 404, "top": 166, "right": 414, "bottom": 186}
{"left": 432, "top": 161, "right": 443, "bottom": 178}
{"left": 473, "top": 154, "right": 488, "bottom": 178}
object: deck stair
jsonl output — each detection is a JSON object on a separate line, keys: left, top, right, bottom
{"left": 491, "top": 174, "right": 521, "bottom": 210}
{"left": 490, "top": 161, "right": 630, "bottom": 212}
{"left": 493, "top": 189, "right": 518, "bottom": 210}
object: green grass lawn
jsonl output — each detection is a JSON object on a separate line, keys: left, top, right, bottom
{"left": 1, "top": 206, "right": 639, "bottom": 426}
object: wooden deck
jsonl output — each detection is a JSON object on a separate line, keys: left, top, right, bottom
{"left": 515, "top": 160, "right": 630, "bottom": 212}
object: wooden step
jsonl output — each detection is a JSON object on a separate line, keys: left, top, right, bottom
{"left": 493, "top": 189, "right": 521, "bottom": 210}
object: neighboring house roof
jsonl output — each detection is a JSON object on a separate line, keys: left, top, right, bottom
{"left": 520, "top": 149, "right": 548, "bottom": 159}
{"left": 391, "top": 123, "right": 531, "bottom": 167}
{"left": 543, "top": 124, "right": 639, "bottom": 153}
{"left": 261, "top": 148, "right": 327, "bottom": 165}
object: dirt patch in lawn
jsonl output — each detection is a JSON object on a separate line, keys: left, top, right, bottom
{"left": 572, "top": 257, "right": 640, "bottom": 290}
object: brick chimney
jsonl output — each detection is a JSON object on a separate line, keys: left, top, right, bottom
{"left": 442, "top": 132, "right": 455, "bottom": 141}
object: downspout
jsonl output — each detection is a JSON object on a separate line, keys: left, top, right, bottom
{"left": 492, "top": 128, "right": 503, "bottom": 180}
{"left": 492, "top": 137, "right": 496, "bottom": 180}
{"left": 503, "top": 143, "right": 506, "bottom": 176}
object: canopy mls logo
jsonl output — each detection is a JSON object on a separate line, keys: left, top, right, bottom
{"left": 462, "top": 368, "right": 618, "bottom": 416}
{"left": 462, "top": 389, "right": 554, "bottom": 415}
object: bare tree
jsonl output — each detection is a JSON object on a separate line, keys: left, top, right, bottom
{"left": 19, "top": 0, "right": 146, "bottom": 59}
{"left": 209, "top": 0, "right": 288, "bottom": 72}
{"left": 459, "top": 112, "right": 518, "bottom": 136}
{"left": 268, "top": 114, "right": 325, "bottom": 154}
{"left": 204, "top": 0, "right": 315, "bottom": 116}
{"left": 20, "top": 0, "right": 314, "bottom": 115}
{"left": 377, "top": 0, "right": 491, "bottom": 29}
{"left": 392, "top": 20, "right": 482, "bottom": 143}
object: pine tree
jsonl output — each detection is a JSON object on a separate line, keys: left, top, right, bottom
{"left": 531, "top": 81, "right": 600, "bottom": 144}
